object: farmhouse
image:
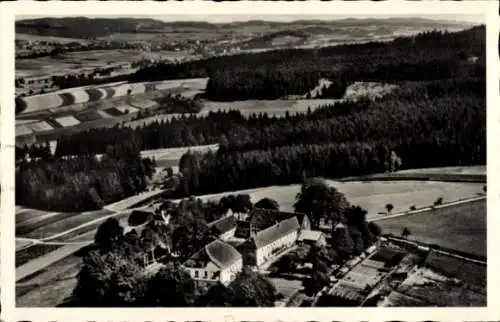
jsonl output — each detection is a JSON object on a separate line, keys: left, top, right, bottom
{"left": 234, "top": 208, "right": 311, "bottom": 239}
{"left": 182, "top": 239, "right": 243, "bottom": 286}
{"left": 207, "top": 212, "right": 238, "bottom": 241}
{"left": 239, "top": 216, "right": 301, "bottom": 267}
{"left": 297, "top": 229, "right": 327, "bottom": 247}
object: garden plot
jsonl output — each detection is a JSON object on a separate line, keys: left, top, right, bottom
{"left": 129, "top": 98, "right": 158, "bottom": 110}
{"left": 28, "top": 121, "right": 54, "bottom": 132}
{"left": 54, "top": 116, "right": 80, "bottom": 128}
{"left": 16, "top": 125, "right": 34, "bottom": 136}
{"left": 20, "top": 94, "right": 64, "bottom": 114}
{"left": 114, "top": 105, "right": 138, "bottom": 114}
{"left": 75, "top": 109, "right": 104, "bottom": 122}
{"left": 397, "top": 268, "right": 485, "bottom": 306}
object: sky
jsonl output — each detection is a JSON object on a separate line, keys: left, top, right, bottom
{"left": 17, "top": 14, "right": 485, "bottom": 24}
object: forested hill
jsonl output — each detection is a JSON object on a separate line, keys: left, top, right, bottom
{"left": 131, "top": 26, "right": 485, "bottom": 101}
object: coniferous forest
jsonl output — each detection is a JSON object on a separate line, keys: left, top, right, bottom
{"left": 16, "top": 26, "right": 486, "bottom": 209}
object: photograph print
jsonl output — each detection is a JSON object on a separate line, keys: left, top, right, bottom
{"left": 14, "top": 13, "right": 486, "bottom": 308}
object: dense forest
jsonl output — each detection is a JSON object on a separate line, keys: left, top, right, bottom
{"left": 17, "top": 26, "right": 486, "bottom": 206}
{"left": 131, "top": 27, "right": 484, "bottom": 100}
{"left": 16, "top": 141, "right": 155, "bottom": 212}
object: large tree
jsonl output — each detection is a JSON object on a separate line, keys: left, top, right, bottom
{"left": 294, "top": 178, "right": 349, "bottom": 228}
{"left": 72, "top": 250, "right": 147, "bottom": 307}
{"left": 254, "top": 197, "right": 280, "bottom": 211}
{"left": 143, "top": 263, "right": 196, "bottom": 307}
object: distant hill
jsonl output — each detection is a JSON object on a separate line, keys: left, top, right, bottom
{"left": 16, "top": 16, "right": 479, "bottom": 40}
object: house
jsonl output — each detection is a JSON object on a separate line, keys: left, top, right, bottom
{"left": 182, "top": 239, "right": 243, "bottom": 286}
{"left": 207, "top": 213, "right": 237, "bottom": 241}
{"left": 239, "top": 216, "right": 300, "bottom": 267}
{"left": 297, "top": 229, "right": 327, "bottom": 247}
{"left": 234, "top": 208, "right": 310, "bottom": 239}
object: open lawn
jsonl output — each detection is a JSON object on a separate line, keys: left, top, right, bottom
{"left": 376, "top": 199, "right": 486, "bottom": 257}
{"left": 177, "top": 178, "right": 484, "bottom": 219}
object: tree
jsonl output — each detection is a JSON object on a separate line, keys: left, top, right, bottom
{"left": 401, "top": 227, "right": 411, "bottom": 238}
{"left": 434, "top": 197, "right": 443, "bottom": 206}
{"left": 144, "top": 263, "right": 196, "bottom": 307}
{"left": 367, "top": 222, "right": 382, "bottom": 238}
{"left": 385, "top": 203, "right": 394, "bottom": 214}
{"left": 73, "top": 250, "right": 147, "bottom": 307}
{"left": 94, "top": 218, "right": 124, "bottom": 250}
{"left": 294, "top": 178, "right": 349, "bottom": 228}
{"left": 384, "top": 151, "right": 403, "bottom": 173}
{"left": 303, "top": 271, "right": 329, "bottom": 296}
{"left": 254, "top": 197, "right": 280, "bottom": 211}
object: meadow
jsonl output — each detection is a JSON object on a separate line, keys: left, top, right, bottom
{"left": 175, "top": 179, "right": 484, "bottom": 219}
{"left": 376, "top": 199, "right": 486, "bottom": 257}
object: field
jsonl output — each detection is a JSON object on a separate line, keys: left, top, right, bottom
{"left": 16, "top": 77, "right": 209, "bottom": 116}
{"left": 17, "top": 209, "right": 116, "bottom": 240}
{"left": 175, "top": 178, "right": 484, "bottom": 219}
{"left": 396, "top": 266, "right": 486, "bottom": 306}
{"left": 376, "top": 199, "right": 486, "bottom": 257}
{"left": 16, "top": 253, "right": 82, "bottom": 307}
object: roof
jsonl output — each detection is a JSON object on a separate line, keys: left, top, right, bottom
{"left": 205, "top": 239, "right": 242, "bottom": 269}
{"left": 252, "top": 216, "right": 300, "bottom": 248}
{"left": 298, "top": 230, "right": 324, "bottom": 242}
{"left": 248, "top": 208, "right": 309, "bottom": 231}
{"left": 208, "top": 214, "right": 237, "bottom": 235}
{"left": 184, "top": 239, "right": 242, "bottom": 270}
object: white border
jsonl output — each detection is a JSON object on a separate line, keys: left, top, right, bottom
{"left": 1, "top": 1, "right": 498, "bottom": 321}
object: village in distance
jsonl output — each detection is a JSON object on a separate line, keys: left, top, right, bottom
{"left": 15, "top": 15, "right": 486, "bottom": 307}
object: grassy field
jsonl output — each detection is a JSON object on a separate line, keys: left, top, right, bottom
{"left": 178, "top": 179, "right": 484, "bottom": 218}
{"left": 201, "top": 99, "right": 342, "bottom": 117}
{"left": 376, "top": 199, "right": 486, "bottom": 257}
{"left": 19, "top": 209, "right": 115, "bottom": 240}
{"left": 16, "top": 254, "right": 82, "bottom": 307}
{"left": 16, "top": 244, "right": 64, "bottom": 268}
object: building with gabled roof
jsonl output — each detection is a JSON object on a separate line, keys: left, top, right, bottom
{"left": 182, "top": 239, "right": 243, "bottom": 286}
{"left": 239, "top": 216, "right": 301, "bottom": 267}
{"left": 298, "top": 229, "right": 327, "bottom": 247}
{"left": 234, "top": 208, "right": 311, "bottom": 240}
{"left": 207, "top": 212, "right": 237, "bottom": 241}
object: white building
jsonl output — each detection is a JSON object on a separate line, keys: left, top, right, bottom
{"left": 240, "top": 216, "right": 300, "bottom": 267}
{"left": 182, "top": 239, "right": 243, "bottom": 286}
